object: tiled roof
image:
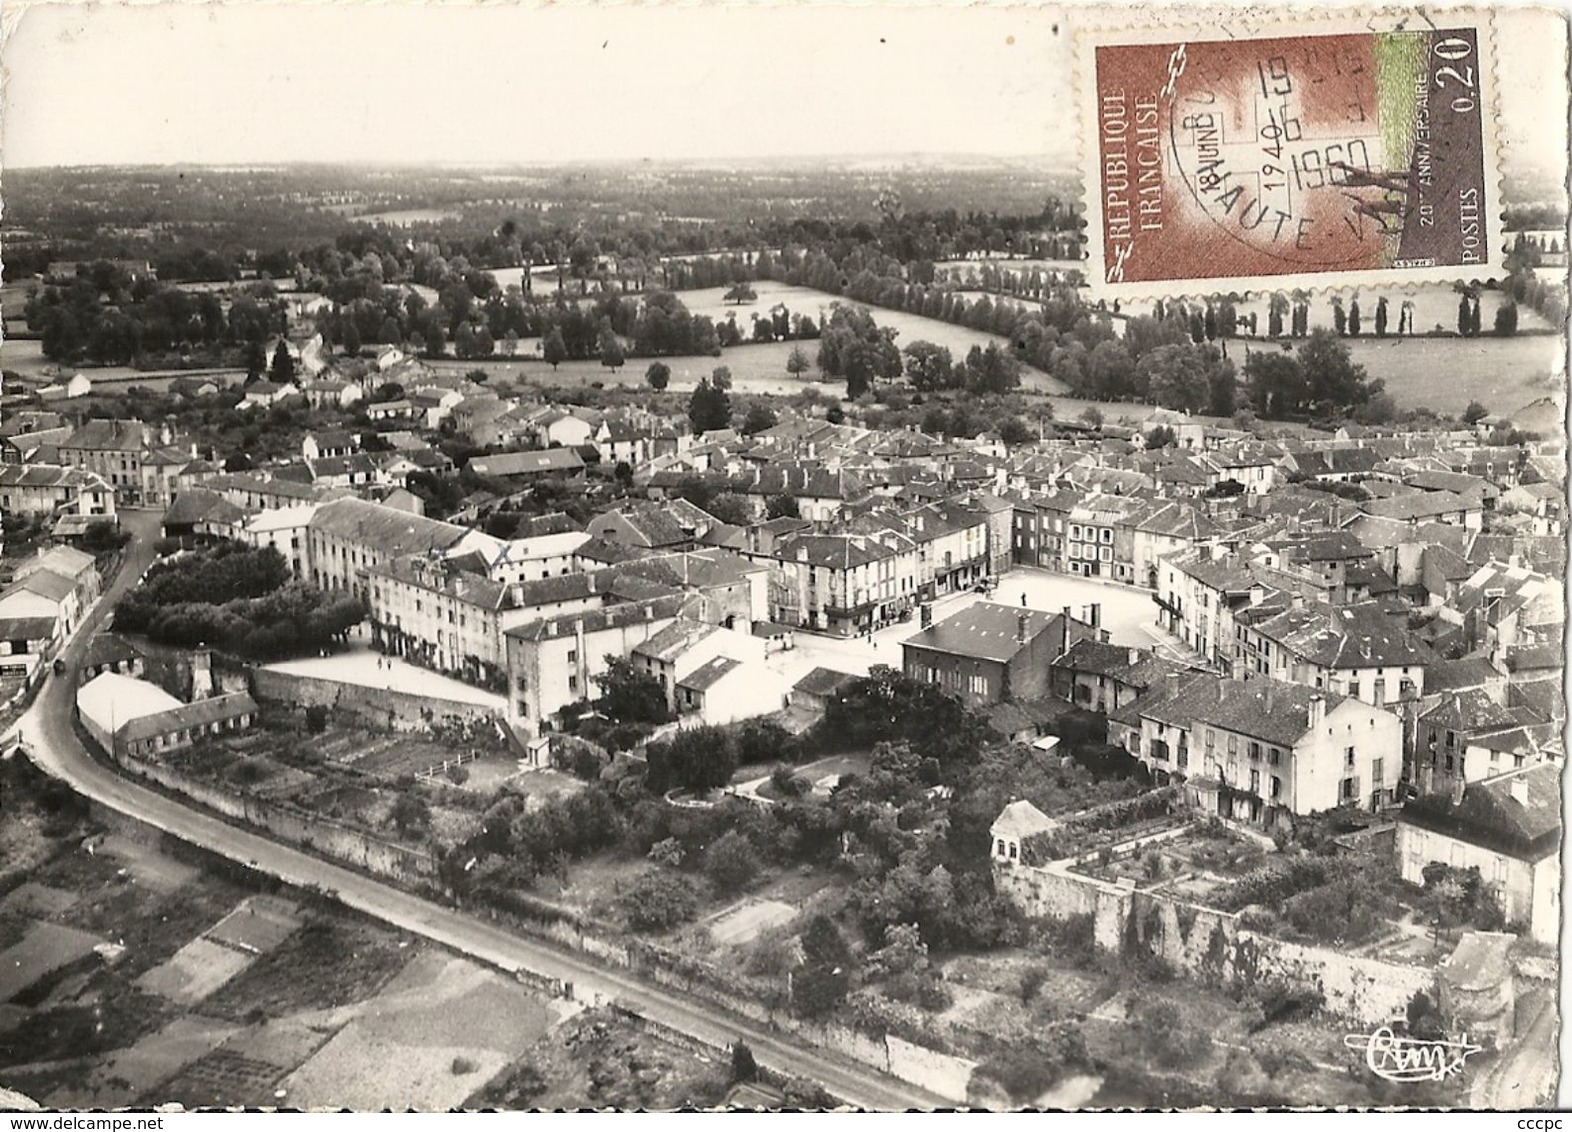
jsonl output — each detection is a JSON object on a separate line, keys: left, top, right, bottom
{"left": 504, "top": 594, "right": 693, "bottom": 643}
{"left": 119, "top": 691, "right": 259, "bottom": 743}
{"left": 1250, "top": 600, "right": 1434, "bottom": 669}
{"left": 792, "top": 666, "right": 860, "bottom": 698}
{"left": 308, "top": 498, "right": 469, "bottom": 557}
{"left": 1399, "top": 763, "right": 1559, "bottom": 861}
{"left": 902, "top": 601, "right": 1064, "bottom": 663}
{"left": 469, "top": 449, "right": 585, "bottom": 477}
{"left": 677, "top": 655, "right": 743, "bottom": 693}
{"left": 1136, "top": 672, "right": 1350, "bottom": 748}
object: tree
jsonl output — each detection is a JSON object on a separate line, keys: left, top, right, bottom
{"left": 645, "top": 361, "right": 671, "bottom": 390}
{"left": 704, "top": 830, "right": 758, "bottom": 888}
{"left": 1458, "top": 294, "right": 1473, "bottom": 337}
{"left": 542, "top": 327, "right": 567, "bottom": 371}
{"left": 598, "top": 324, "right": 626, "bottom": 373}
{"left": 705, "top": 492, "right": 753, "bottom": 526}
{"left": 593, "top": 655, "right": 671, "bottom": 724}
{"left": 646, "top": 724, "right": 737, "bottom": 794}
{"left": 730, "top": 1041, "right": 759, "bottom": 1085}
{"left": 1145, "top": 424, "right": 1177, "bottom": 449}
{"left": 903, "top": 340, "right": 955, "bottom": 392}
{"left": 1077, "top": 406, "right": 1104, "bottom": 429}
{"left": 1347, "top": 298, "right": 1361, "bottom": 337}
{"left": 741, "top": 403, "right": 779, "bottom": 436}
{"left": 724, "top": 282, "right": 758, "bottom": 305}
{"left": 613, "top": 870, "right": 701, "bottom": 931}
{"left": 786, "top": 344, "right": 813, "bottom": 381}
{"left": 390, "top": 793, "right": 432, "bottom": 837}
{"left": 962, "top": 342, "right": 1021, "bottom": 395}
{"left": 998, "top": 417, "right": 1035, "bottom": 446}
{"left": 1462, "top": 400, "right": 1490, "bottom": 426}
{"left": 269, "top": 340, "right": 296, "bottom": 385}
{"left": 243, "top": 339, "right": 268, "bottom": 382}
{"left": 687, "top": 377, "right": 733, "bottom": 434}
{"left": 711, "top": 365, "right": 733, "bottom": 391}
{"left": 1299, "top": 330, "right": 1377, "bottom": 415}
{"left": 1374, "top": 296, "right": 1389, "bottom": 338}
{"left": 766, "top": 493, "right": 801, "bottom": 520}
{"left": 341, "top": 320, "right": 362, "bottom": 358}
{"left": 1494, "top": 301, "right": 1519, "bottom": 336}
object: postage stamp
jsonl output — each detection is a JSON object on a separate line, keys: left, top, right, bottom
{"left": 1078, "top": 12, "right": 1506, "bottom": 296}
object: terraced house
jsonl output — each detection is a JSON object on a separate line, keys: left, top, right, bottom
{"left": 767, "top": 529, "right": 919, "bottom": 637}
{"left": 1114, "top": 672, "right": 1403, "bottom": 823}
{"left": 305, "top": 497, "right": 472, "bottom": 601}
{"left": 1235, "top": 597, "right": 1435, "bottom": 708}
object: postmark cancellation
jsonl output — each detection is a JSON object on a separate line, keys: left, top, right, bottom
{"left": 1078, "top": 11, "right": 1506, "bottom": 296}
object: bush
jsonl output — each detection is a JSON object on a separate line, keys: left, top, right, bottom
{"left": 446, "top": 764, "right": 469, "bottom": 786}
{"left": 770, "top": 765, "right": 809, "bottom": 798}
{"left": 730, "top": 1041, "right": 758, "bottom": 1084}
{"left": 703, "top": 830, "right": 759, "bottom": 889}
{"left": 612, "top": 870, "right": 702, "bottom": 932}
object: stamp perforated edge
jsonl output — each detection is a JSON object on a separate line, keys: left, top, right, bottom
{"left": 1072, "top": 6, "right": 1508, "bottom": 300}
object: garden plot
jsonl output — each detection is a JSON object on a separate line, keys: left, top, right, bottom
{"left": 706, "top": 899, "right": 797, "bottom": 946}
{"left": 276, "top": 950, "right": 555, "bottom": 1111}
{"left": 0, "top": 922, "right": 104, "bottom": 1003}
{"left": 137, "top": 897, "right": 302, "bottom": 1007}
{"left": 45, "top": 1015, "right": 241, "bottom": 1109}
{"left": 0, "top": 883, "right": 78, "bottom": 919}
{"left": 157, "top": 1018, "right": 335, "bottom": 1109}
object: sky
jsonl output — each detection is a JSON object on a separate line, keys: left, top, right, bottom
{"left": 0, "top": 1, "right": 1565, "bottom": 182}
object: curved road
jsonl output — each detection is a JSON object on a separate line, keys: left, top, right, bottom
{"left": 16, "top": 513, "right": 946, "bottom": 1111}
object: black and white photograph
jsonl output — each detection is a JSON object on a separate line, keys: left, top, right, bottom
{"left": 0, "top": 0, "right": 1565, "bottom": 1113}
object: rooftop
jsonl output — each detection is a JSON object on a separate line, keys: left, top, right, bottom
{"left": 902, "top": 601, "right": 1062, "bottom": 664}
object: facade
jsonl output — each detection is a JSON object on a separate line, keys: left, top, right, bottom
{"left": 369, "top": 556, "right": 520, "bottom": 690}
{"left": 56, "top": 419, "right": 158, "bottom": 504}
{"left": 768, "top": 531, "right": 920, "bottom": 637}
{"left": 305, "top": 498, "right": 471, "bottom": 601}
{"left": 901, "top": 601, "right": 1095, "bottom": 707}
{"left": 1119, "top": 673, "right": 1404, "bottom": 823}
{"left": 1236, "top": 598, "right": 1433, "bottom": 708}
{"left": 0, "top": 464, "right": 116, "bottom": 518}
{"left": 502, "top": 595, "right": 696, "bottom": 735}
{"left": 1397, "top": 764, "right": 1559, "bottom": 945}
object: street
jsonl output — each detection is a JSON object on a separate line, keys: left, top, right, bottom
{"left": 13, "top": 512, "right": 948, "bottom": 1110}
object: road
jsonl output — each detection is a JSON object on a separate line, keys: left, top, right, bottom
{"left": 14, "top": 512, "right": 947, "bottom": 1111}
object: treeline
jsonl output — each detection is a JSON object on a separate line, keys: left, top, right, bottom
{"left": 115, "top": 543, "right": 364, "bottom": 661}
{"left": 26, "top": 266, "right": 286, "bottom": 365}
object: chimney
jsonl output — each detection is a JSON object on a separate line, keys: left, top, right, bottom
{"left": 1016, "top": 612, "right": 1029, "bottom": 644}
{"left": 1509, "top": 774, "right": 1530, "bottom": 806}
{"left": 1089, "top": 602, "right": 1102, "bottom": 628}
{"left": 1166, "top": 671, "right": 1181, "bottom": 696}
{"left": 1128, "top": 648, "right": 1140, "bottom": 666}
{"left": 1308, "top": 693, "right": 1325, "bottom": 728}
{"left": 1451, "top": 776, "right": 1466, "bottom": 806}
{"left": 1291, "top": 592, "right": 1305, "bottom": 610}
{"left": 190, "top": 648, "right": 214, "bottom": 700}
{"left": 1249, "top": 583, "right": 1266, "bottom": 607}
{"left": 1264, "top": 686, "right": 1274, "bottom": 716}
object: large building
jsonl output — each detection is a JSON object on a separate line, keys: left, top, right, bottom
{"left": 305, "top": 498, "right": 472, "bottom": 601}
{"left": 901, "top": 601, "right": 1098, "bottom": 707}
{"left": 1113, "top": 673, "right": 1404, "bottom": 824}
{"left": 75, "top": 670, "right": 257, "bottom": 759}
{"left": 0, "top": 464, "right": 115, "bottom": 518}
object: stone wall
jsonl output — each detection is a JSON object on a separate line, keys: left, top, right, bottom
{"left": 118, "top": 751, "right": 436, "bottom": 882}
{"left": 249, "top": 667, "right": 500, "bottom": 734}
{"left": 996, "top": 861, "right": 1436, "bottom": 1027}
{"left": 885, "top": 1034, "right": 978, "bottom": 1100}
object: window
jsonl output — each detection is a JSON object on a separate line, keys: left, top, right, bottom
{"left": 567, "top": 650, "right": 577, "bottom": 664}
{"left": 968, "top": 674, "right": 987, "bottom": 695}
{"left": 1101, "top": 528, "right": 1113, "bottom": 544}
{"left": 1204, "top": 728, "right": 1215, "bottom": 750}
{"left": 1341, "top": 776, "right": 1358, "bottom": 801}
{"left": 1248, "top": 741, "right": 1261, "bottom": 761}
{"left": 1227, "top": 734, "right": 1237, "bottom": 755}
{"left": 1268, "top": 748, "right": 1281, "bottom": 766}
{"left": 1249, "top": 769, "right": 1260, "bottom": 794}
{"left": 1372, "top": 758, "right": 1384, "bottom": 788}
{"left": 1069, "top": 524, "right": 1081, "bottom": 541}
{"left": 567, "top": 675, "right": 578, "bottom": 692}
{"left": 1270, "top": 775, "right": 1282, "bottom": 799}
{"left": 1345, "top": 746, "right": 1356, "bottom": 768}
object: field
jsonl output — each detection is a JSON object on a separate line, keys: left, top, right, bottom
{"left": 1341, "top": 335, "right": 1564, "bottom": 421}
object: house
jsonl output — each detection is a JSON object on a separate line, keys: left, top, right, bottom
{"left": 989, "top": 799, "right": 1058, "bottom": 865}
{"left": 1409, "top": 688, "right": 1557, "bottom": 797}
{"left": 160, "top": 489, "right": 250, "bottom": 543}
{"left": 901, "top": 601, "right": 1098, "bottom": 707}
{"left": 788, "top": 667, "right": 860, "bottom": 714}
{"left": 502, "top": 594, "right": 697, "bottom": 736}
{"left": 302, "top": 430, "right": 359, "bottom": 462}
{"left": 0, "top": 569, "right": 84, "bottom": 637}
{"left": 1396, "top": 764, "right": 1559, "bottom": 945}
{"left": 239, "top": 380, "right": 299, "bottom": 410}
{"left": 467, "top": 449, "right": 586, "bottom": 482}
{"left": 37, "top": 373, "right": 93, "bottom": 402}
{"left": 75, "top": 671, "right": 258, "bottom": 760}
{"left": 1049, "top": 638, "right": 1190, "bottom": 714}
{"left": 1120, "top": 672, "right": 1404, "bottom": 823}
{"left": 368, "top": 556, "right": 519, "bottom": 690}
{"left": 57, "top": 418, "right": 159, "bottom": 504}
{"left": 592, "top": 418, "right": 650, "bottom": 469}
{"left": 630, "top": 618, "right": 766, "bottom": 712}
{"left": 365, "top": 398, "right": 415, "bottom": 422}
{"left": 1236, "top": 597, "right": 1434, "bottom": 708}
{"left": 16, "top": 546, "right": 101, "bottom": 608}
{"left": 767, "top": 530, "right": 920, "bottom": 637}
{"left": 1436, "top": 560, "right": 1563, "bottom": 662}
{"left": 300, "top": 377, "right": 363, "bottom": 410}
{"left": 586, "top": 500, "right": 712, "bottom": 551}
{"left": 674, "top": 655, "right": 781, "bottom": 725}
{"left": 0, "top": 614, "right": 61, "bottom": 674}
{"left": 79, "top": 633, "right": 146, "bottom": 681}
{"left": 529, "top": 409, "right": 596, "bottom": 450}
